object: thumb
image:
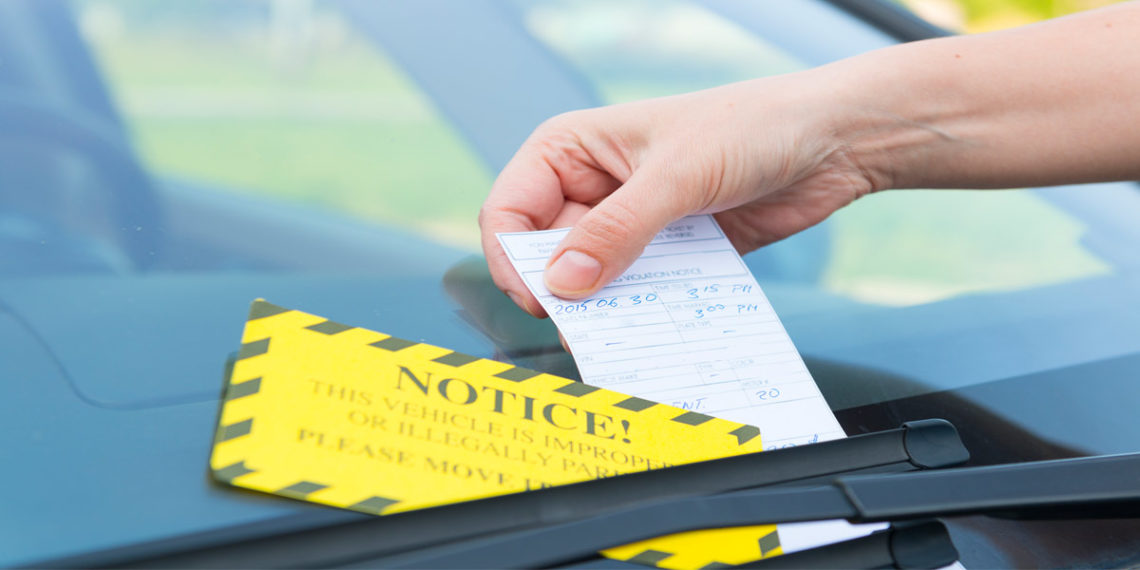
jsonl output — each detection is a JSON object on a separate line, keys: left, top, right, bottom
{"left": 544, "top": 165, "right": 697, "bottom": 299}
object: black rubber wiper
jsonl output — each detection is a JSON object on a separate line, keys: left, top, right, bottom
{"left": 112, "top": 420, "right": 966, "bottom": 568}
{"left": 378, "top": 451, "right": 1140, "bottom": 569}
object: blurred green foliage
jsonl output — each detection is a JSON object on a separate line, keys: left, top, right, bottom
{"left": 84, "top": 4, "right": 492, "bottom": 249}
{"left": 902, "top": 0, "right": 1122, "bottom": 32}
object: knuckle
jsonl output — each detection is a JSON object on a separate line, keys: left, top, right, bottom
{"left": 532, "top": 108, "right": 608, "bottom": 145}
{"left": 477, "top": 203, "right": 495, "bottom": 229}
{"left": 534, "top": 111, "right": 580, "bottom": 138}
{"left": 580, "top": 200, "right": 644, "bottom": 246}
{"left": 477, "top": 203, "right": 510, "bottom": 234}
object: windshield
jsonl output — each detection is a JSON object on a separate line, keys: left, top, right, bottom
{"left": 4, "top": 0, "right": 1140, "bottom": 567}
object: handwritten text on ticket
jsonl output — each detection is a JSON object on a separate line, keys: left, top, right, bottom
{"left": 497, "top": 215, "right": 843, "bottom": 448}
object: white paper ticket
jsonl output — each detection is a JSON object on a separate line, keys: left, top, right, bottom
{"left": 496, "top": 215, "right": 844, "bottom": 448}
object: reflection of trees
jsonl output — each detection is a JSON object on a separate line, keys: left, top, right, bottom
{"left": 270, "top": 0, "right": 313, "bottom": 74}
{"left": 77, "top": 0, "right": 351, "bottom": 76}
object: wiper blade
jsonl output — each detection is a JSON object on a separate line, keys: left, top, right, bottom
{"left": 111, "top": 420, "right": 965, "bottom": 568}
{"left": 378, "top": 452, "right": 1140, "bottom": 568}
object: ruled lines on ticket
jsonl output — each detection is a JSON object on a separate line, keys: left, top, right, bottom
{"left": 497, "top": 215, "right": 844, "bottom": 448}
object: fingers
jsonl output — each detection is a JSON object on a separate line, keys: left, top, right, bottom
{"left": 543, "top": 159, "right": 698, "bottom": 299}
{"left": 480, "top": 120, "right": 624, "bottom": 317}
{"left": 480, "top": 150, "right": 561, "bottom": 317}
{"left": 483, "top": 107, "right": 702, "bottom": 310}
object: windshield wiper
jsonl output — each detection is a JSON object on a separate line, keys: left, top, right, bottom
{"left": 377, "top": 451, "right": 1140, "bottom": 569}
{"left": 111, "top": 420, "right": 965, "bottom": 568}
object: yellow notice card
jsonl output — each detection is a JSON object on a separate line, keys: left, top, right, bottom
{"left": 210, "top": 300, "right": 782, "bottom": 568}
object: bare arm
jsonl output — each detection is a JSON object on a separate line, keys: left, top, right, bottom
{"left": 479, "top": 2, "right": 1140, "bottom": 315}
{"left": 839, "top": 1, "right": 1140, "bottom": 191}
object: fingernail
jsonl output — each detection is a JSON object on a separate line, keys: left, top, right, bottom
{"left": 545, "top": 250, "right": 602, "bottom": 296}
{"left": 506, "top": 290, "right": 526, "bottom": 309}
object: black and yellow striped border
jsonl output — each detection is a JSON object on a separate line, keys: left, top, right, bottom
{"left": 210, "top": 299, "right": 779, "bottom": 561}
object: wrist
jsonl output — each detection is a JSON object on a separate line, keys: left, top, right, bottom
{"left": 811, "top": 41, "right": 975, "bottom": 193}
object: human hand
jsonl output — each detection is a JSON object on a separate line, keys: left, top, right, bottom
{"left": 480, "top": 75, "right": 881, "bottom": 317}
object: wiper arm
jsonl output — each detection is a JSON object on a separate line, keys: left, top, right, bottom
{"left": 557, "top": 521, "right": 960, "bottom": 570}
{"left": 741, "top": 520, "right": 958, "bottom": 570}
{"left": 378, "top": 452, "right": 1140, "bottom": 569}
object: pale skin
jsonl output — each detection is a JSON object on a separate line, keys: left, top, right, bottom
{"left": 480, "top": 2, "right": 1140, "bottom": 317}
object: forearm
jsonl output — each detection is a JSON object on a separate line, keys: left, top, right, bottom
{"left": 823, "top": 1, "right": 1140, "bottom": 192}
